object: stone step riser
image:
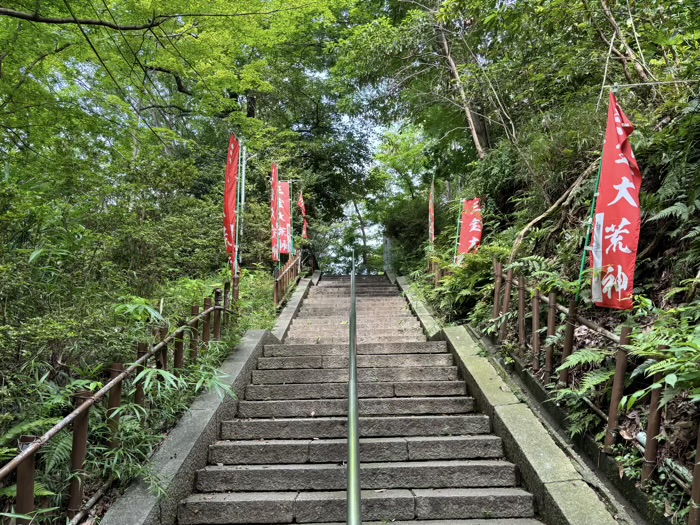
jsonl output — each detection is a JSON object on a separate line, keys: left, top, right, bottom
{"left": 263, "top": 342, "right": 447, "bottom": 357}
{"left": 236, "top": 397, "right": 472, "bottom": 418}
{"left": 196, "top": 460, "right": 518, "bottom": 492}
{"left": 256, "top": 354, "right": 454, "bottom": 370}
{"left": 286, "top": 328, "right": 423, "bottom": 337}
{"left": 178, "top": 488, "right": 534, "bottom": 524}
{"left": 221, "top": 415, "right": 491, "bottom": 440}
{"left": 251, "top": 367, "right": 458, "bottom": 385}
{"left": 284, "top": 334, "right": 425, "bottom": 342}
{"left": 288, "top": 324, "right": 422, "bottom": 333}
{"left": 245, "top": 381, "right": 468, "bottom": 401}
{"left": 285, "top": 336, "right": 426, "bottom": 344}
{"left": 208, "top": 436, "right": 504, "bottom": 465}
{"left": 291, "top": 319, "right": 419, "bottom": 327}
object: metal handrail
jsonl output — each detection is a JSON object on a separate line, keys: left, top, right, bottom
{"left": 347, "top": 254, "right": 361, "bottom": 525}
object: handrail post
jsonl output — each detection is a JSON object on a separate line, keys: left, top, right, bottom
{"left": 688, "top": 420, "right": 700, "bottom": 525}
{"left": 347, "top": 255, "right": 361, "bottom": 525}
{"left": 558, "top": 299, "right": 577, "bottom": 385}
{"left": 544, "top": 292, "right": 557, "bottom": 383}
{"left": 158, "top": 327, "right": 168, "bottom": 371}
{"left": 16, "top": 436, "right": 37, "bottom": 525}
{"left": 135, "top": 343, "right": 147, "bottom": 407}
{"left": 223, "top": 281, "right": 232, "bottom": 325}
{"left": 531, "top": 290, "right": 541, "bottom": 372}
{"left": 203, "top": 298, "right": 212, "bottom": 348}
{"left": 518, "top": 276, "right": 526, "bottom": 352}
{"left": 604, "top": 326, "right": 631, "bottom": 453}
{"left": 492, "top": 259, "right": 502, "bottom": 321}
{"left": 190, "top": 305, "right": 200, "bottom": 364}
{"left": 641, "top": 371, "right": 664, "bottom": 486}
{"left": 67, "top": 391, "right": 91, "bottom": 518}
{"left": 174, "top": 330, "right": 185, "bottom": 371}
{"left": 213, "top": 289, "right": 222, "bottom": 340}
{"left": 498, "top": 269, "right": 514, "bottom": 342}
{"left": 107, "top": 364, "right": 123, "bottom": 449}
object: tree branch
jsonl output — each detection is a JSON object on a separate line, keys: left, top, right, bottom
{"left": 0, "top": 7, "right": 165, "bottom": 30}
{"left": 148, "top": 66, "right": 192, "bottom": 95}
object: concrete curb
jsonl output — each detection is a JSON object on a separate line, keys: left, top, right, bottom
{"left": 101, "top": 330, "right": 278, "bottom": 525}
{"left": 385, "top": 271, "right": 397, "bottom": 285}
{"left": 311, "top": 270, "right": 322, "bottom": 286}
{"left": 272, "top": 276, "right": 313, "bottom": 342}
{"left": 394, "top": 275, "right": 620, "bottom": 525}
{"left": 395, "top": 276, "right": 441, "bottom": 340}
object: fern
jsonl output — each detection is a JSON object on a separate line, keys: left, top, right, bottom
{"left": 649, "top": 201, "right": 691, "bottom": 222}
{"left": 556, "top": 348, "right": 612, "bottom": 371}
{"left": 578, "top": 369, "right": 616, "bottom": 396}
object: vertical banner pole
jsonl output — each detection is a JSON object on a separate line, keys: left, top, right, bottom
{"left": 453, "top": 199, "right": 463, "bottom": 264}
{"left": 575, "top": 154, "right": 604, "bottom": 301}
{"left": 289, "top": 181, "right": 295, "bottom": 255}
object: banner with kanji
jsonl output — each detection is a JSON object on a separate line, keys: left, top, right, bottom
{"left": 271, "top": 163, "right": 279, "bottom": 262}
{"left": 298, "top": 192, "right": 309, "bottom": 239}
{"left": 590, "top": 92, "right": 642, "bottom": 310}
{"left": 278, "top": 181, "right": 292, "bottom": 255}
{"left": 224, "top": 134, "right": 240, "bottom": 271}
{"left": 456, "top": 198, "right": 482, "bottom": 264}
{"left": 429, "top": 180, "right": 435, "bottom": 246}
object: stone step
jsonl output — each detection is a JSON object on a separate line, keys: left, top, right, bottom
{"left": 209, "top": 435, "right": 504, "bottom": 465}
{"left": 288, "top": 521, "right": 542, "bottom": 525}
{"left": 237, "top": 397, "right": 472, "bottom": 418}
{"left": 251, "top": 366, "right": 457, "bottom": 385}
{"left": 221, "top": 415, "right": 491, "bottom": 440}
{"left": 289, "top": 323, "right": 422, "bottom": 333}
{"left": 307, "top": 292, "right": 402, "bottom": 297}
{"left": 285, "top": 335, "right": 425, "bottom": 344}
{"left": 179, "top": 488, "right": 534, "bottom": 524}
{"left": 285, "top": 327, "right": 424, "bottom": 338}
{"left": 257, "top": 354, "right": 453, "bottom": 370}
{"left": 292, "top": 318, "right": 420, "bottom": 327}
{"left": 302, "top": 298, "right": 407, "bottom": 305}
{"left": 245, "top": 381, "right": 467, "bottom": 400}
{"left": 263, "top": 342, "right": 446, "bottom": 357}
{"left": 196, "top": 460, "right": 518, "bottom": 492}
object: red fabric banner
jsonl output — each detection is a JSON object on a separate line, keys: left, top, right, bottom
{"left": 278, "top": 181, "right": 292, "bottom": 255}
{"left": 429, "top": 180, "right": 435, "bottom": 245}
{"left": 298, "top": 192, "right": 309, "bottom": 239}
{"left": 271, "top": 163, "right": 279, "bottom": 262}
{"left": 224, "top": 134, "right": 240, "bottom": 271}
{"left": 456, "top": 198, "right": 482, "bottom": 264}
{"left": 590, "top": 92, "right": 642, "bottom": 310}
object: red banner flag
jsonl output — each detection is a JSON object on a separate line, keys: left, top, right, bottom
{"left": 456, "top": 198, "right": 482, "bottom": 264}
{"left": 271, "top": 163, "right": 279, "bottom": 262}
{"left": 429, "top": 180, "right": 435, "bottom": 245}
{"left": 298, "top": 192, "right": 309, "bottom": 239}
{"left": 278, "top": 181, "right": 292, "bottom": 255}
{"left": 590, "top": 92, "right": 642, "bottom": 310}
{"left": 224, "top": 134, "right": 241, "bottom": 271}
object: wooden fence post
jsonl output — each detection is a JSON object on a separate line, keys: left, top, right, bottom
{"left": 107, "top": 364, "right": 123, "bottom": 449}
{"left": 213, "top": 289, "right": 222, "bottom": 340}
{"left": 531, "top": 291, "right": 541, "bottom": 371}
{"left": 190, "top": 305, "right": 200, "bottom": 364}
{"left": 67, "top": 391, "right": 91, "bottom": 518}
{"left": 604, "top": 326, "right": 631, "bottom": 453}
{"left": 135, "top": 343, "right": 146, "bottom": 407}
{"left": 518, "top": 276, "right": 526, "bottom": 352}
{"left": 492, "top": 260, "right": 502, "bottom": 321}
{"left": 641, "top": 372, "right": 664, "bottom": 486}
{"left": 158, "top": 327, "right": 168, "bottom": 371}
{"left": 202, "top": 298, "right": 212, "bottom": 348}
{"left": 558, "top": 299, "right": 578, "bottom": 385}
{"left": 174, "top": 331, "right": 185, "bottom": 371}
{"left": 223, "top": 281, "right": 231, "bottom": 325}
{"left": 544, "top": 292, "right": 557, "bottom": 383}
{"left": 688, "top": 421, "right": 700, "bottom": 525}
{"left": 498, "top": 269, "right": 514, "bottom": 343}
{"left": 16, "top": 436, "right": 37, "bottom": 525}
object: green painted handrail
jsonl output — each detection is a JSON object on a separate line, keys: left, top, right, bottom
{"left": 347, "top": 255, "right": 361, "bottom": 525}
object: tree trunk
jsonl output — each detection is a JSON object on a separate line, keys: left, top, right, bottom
{"left": 435, "top": 24, "right": 489, "bottom": 159}
{"left": 246, "top": 95, "right": 257, "bottom": 118}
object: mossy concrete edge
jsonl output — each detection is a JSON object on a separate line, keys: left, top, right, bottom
{"left": 272, "top": 276, "right": 313, "bottom": 342}
{"left": 101, "top": 329, "right": 279, "bottom": 525}
{"left": 396, "top": 276, "right": 441, "bottom": 340}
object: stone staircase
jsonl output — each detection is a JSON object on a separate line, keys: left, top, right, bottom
{"left": 178, "top": 275, "right": 543, "bottom": 524}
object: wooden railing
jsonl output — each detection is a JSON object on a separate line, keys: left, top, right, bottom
{"left": 490, "top": 260, "right": 700, "bottom": 525}
{"left": 0, "top": 288, "right": 230, "bottom": 524}
{"left": 273, "top": 253, "right": 302, "bottom": 307}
